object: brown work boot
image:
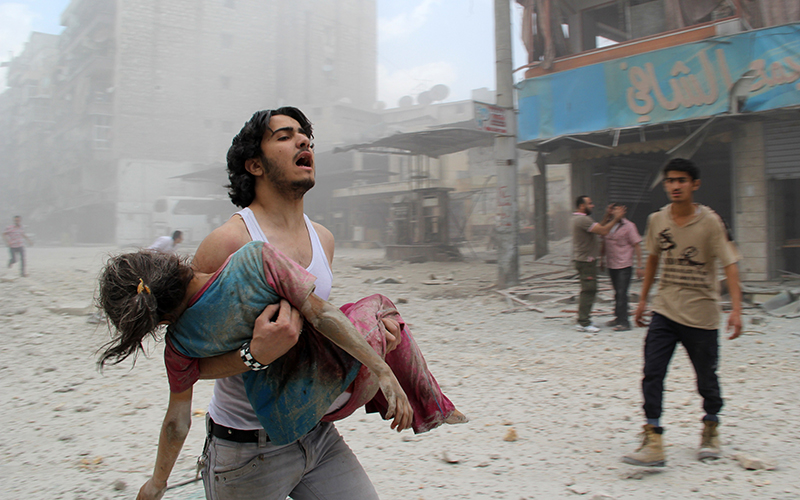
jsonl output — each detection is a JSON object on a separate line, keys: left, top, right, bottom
{"left": 698, "top": 420, "right": 721, "bottom": 460}
{"left": 622, "top": 424, "right": 666, "bottom": 467}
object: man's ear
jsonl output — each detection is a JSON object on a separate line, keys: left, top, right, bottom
{"left": 692, "top": 179, "right": 701, "bottom": 191}
{"left": 245, "top": 157, "right": 263, "bottom": 176}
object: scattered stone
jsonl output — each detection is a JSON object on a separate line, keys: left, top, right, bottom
{"left": 734, "top": 453, "right": 776, "bottom": 470}
{"left": 192, "top": 408, "right": 207, "bottom": 417}
{"left": 134, "top": 400, "right": 151, "bottom": 410}
{"left": 47, "top": 303, "right": 94, "bottom": 316}
{"left": 503, "top": 428, "right": 518, "bottom": 442}
{"left": 395, "top": 297, "right": 408, "bottom": 304}
{"left": 567, "top": 484, "right": 590, "bottom": 495}
{"left": 112, "top": 480, "right": 127, "bottom": 491}
{"left": 441, "top": 451, "right": 460, "bottom": 464}
{"left": 590, "top": 494, "right": 614, "bottom": 500}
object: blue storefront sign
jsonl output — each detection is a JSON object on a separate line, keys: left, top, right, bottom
{"left": 517, "top": 23, "right": 800, "bottom": 143}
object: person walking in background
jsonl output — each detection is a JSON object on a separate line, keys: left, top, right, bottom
{"left": 624, "top": 158, "right": 742, "bottom": 467}
{"left": 572, "top": 196, "right": 626, "bottom": 332}
{"left": 3, "top": 215, "right": 32, "bottom": 277}
{"left": 148, "top": 230, "right": 183, "bottom": 254}
{"left": 600, "top": 204, "right": 643, "bottom": 331}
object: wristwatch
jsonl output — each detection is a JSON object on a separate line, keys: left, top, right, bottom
{"left": 239, "top": 341, "right": 269, "bottom": 371}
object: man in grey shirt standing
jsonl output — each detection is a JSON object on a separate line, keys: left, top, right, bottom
{"left": 572, "top": 196, "right": 625, "bottom": 332}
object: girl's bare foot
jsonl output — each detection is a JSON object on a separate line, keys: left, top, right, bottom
{"left": 445, "top": 409, "right": 469, "bottom": 424}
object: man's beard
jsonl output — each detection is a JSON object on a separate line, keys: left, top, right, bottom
{"left": 262, "top": 154, "right": 315, "bottom": 200}
{"left": 584, "top": 207, "right": 592, "bottom": 216}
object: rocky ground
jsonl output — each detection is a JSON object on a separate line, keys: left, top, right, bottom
{"left": 0, "top": 244, "right": 798, "bottom": 500}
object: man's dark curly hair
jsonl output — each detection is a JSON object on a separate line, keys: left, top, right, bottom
{"left": 225, "top": 107, "right": 314, "bottom": 208}
{"left": 663, "top": 158, "right": 700, "bottom": 181}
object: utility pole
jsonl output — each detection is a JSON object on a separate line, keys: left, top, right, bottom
{"left": 494, "top": 0, "right": 519, "bottom": 288}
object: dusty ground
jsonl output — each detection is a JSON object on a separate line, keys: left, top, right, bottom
{"left": 0, "top": 244, "right": 798, "bottom": 500}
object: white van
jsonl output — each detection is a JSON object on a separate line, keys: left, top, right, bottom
{"left": 152, "top": 196, "right": 236, "bottom": 244}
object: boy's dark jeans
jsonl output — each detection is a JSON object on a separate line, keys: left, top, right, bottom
{"left": 642, "top": 312, "right": 723, "bottom": 420}
{"left": 608, "top": 266, "right": 632, "bottom": 327}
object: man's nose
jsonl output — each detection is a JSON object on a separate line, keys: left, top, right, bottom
{"left": 297, "top": 134, "right": 310, "bottom": 149}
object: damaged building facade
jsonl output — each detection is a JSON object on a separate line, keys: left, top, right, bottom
{"left": 516, "top": 0, "right": 800, "bottom": 280}
{"left": 0, "top": 0, "right": 377, "bottom": 245}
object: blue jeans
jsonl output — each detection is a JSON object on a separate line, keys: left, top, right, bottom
{"left": 642, "top": 313, "right": 723, "bottom": 421}
{"left": 202, "top": 421, "right": 379, "bottom": 500}
{"left": 8, "top": 247, "right": 25, "bottom": 276}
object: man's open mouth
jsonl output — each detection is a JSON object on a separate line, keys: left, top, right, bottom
{"left": 295, "top": 152, "right": 312, "bottom": 167}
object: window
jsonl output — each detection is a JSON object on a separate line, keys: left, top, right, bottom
{"left": 93, "top": 115, "right": 112, "bottom": 149}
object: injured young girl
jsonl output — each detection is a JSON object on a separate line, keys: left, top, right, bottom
{"left": 97, "top": 240, "right": 466, "bottom": 498}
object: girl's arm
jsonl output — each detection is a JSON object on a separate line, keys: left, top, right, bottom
{"left": 137, "top": 388, "right": 194, "bottom": 500}
{"left": 299, "top": 294, "right": 413, "bottom": 431}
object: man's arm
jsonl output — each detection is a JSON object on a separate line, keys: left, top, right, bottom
{"left": 723, "top": 262, "right": 743, "bottom": 340}
{"left": 634, "top": 242, "right": 644, "bottom": 279}
{"left": 590, "top": 205, "right": 626, "bottom": 236}
{"left": 137, "top": 388, "right": 193, "bottom": 500}
{"left": 634, "top": 253, "right": 660, "bottom": 327}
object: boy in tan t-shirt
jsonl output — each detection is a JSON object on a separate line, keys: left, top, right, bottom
{"left": 623, "top": 158, "right": 742, "bottom": 467}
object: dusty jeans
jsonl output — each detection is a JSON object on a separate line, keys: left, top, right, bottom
{"left": 8, "top": 247, "right": 25, "bottom": 276}
{"left": 608, "top": 266, "right": 633, "bottom": 327}
{"left": 202, "top": 420, "right": 379, "bottom": 500}
{"left": 574, "top": 260, "right": 597, "bottom": 327}
{"left": 642, "top": 313, "right": 723, "bottom": 421}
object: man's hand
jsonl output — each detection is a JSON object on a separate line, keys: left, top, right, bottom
{"left": 634, "top": 300, "right": 649, "bottom": 327}
{"left": 381, "top": 317, "right": 402, "bottom": 353}
{"left": 727, "top": 310, "right": 743, "bottom": 340}
{"left": 137, "top": 478, "right": 167, "bottom": 500}
{"left": 636, "top": 267, "right": 645, "bottom": 279}
{"left": 250, "top": 300, "right": 304, "bottom": 365}
{"left": 612, "top": 204, "right": 627, "bottom": 220}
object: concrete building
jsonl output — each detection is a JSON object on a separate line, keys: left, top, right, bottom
{"left": 515, "top": 0, "right": 800, "bottom": 280}
{"left": 306, "top": 90, "right": 575, "bottom": 258}
{"left": 1, "top": 0, "right": 377, "bottom": 245}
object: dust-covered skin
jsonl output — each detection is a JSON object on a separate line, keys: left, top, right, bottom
{"left": 301, "top": 294, "right": 414, "bottom": 431}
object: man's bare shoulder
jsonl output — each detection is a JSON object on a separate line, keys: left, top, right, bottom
{"left": 310, "top": 220, "right": 335, "bottom": 265}
{"left": 193, "top": 216, "right": 250, "bottom": 273}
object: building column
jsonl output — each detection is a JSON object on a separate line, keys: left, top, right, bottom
{"left": 732, "top": 121, "right": 769, "bottom": 281}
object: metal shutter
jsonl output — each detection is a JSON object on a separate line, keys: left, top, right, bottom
{"left": 765, "top": 120, "right": 800, "bottom": 179}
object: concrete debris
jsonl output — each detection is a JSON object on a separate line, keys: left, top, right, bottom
{"left": 503, "top": 428, "right": 518, "bottom": 442}
{"left": 47, "top": 303, "right": 94, "bottom": 316}
{"left": 567, "top": 484, "right": 590, "bottom": 495}
{"left": 734, "top": 453, "right": 776, "bottom": 470}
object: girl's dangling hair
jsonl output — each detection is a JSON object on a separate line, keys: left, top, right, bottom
{"left": 97, "top": 251, "right": 193, "bottom": 368}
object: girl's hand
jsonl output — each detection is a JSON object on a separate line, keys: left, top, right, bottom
{"left": 378, "top": 371, "right": 413, "bottom": 432}
{"left": 136, "top": 478, "right": 167, "bottom": 500}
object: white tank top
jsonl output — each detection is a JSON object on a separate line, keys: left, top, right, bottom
{"left": 206, "top": 207, "right": 334, "bottom": 429}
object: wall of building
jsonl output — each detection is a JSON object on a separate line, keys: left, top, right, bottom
{"left": 732, "top": 121, "right": 769, "bottom": 281}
